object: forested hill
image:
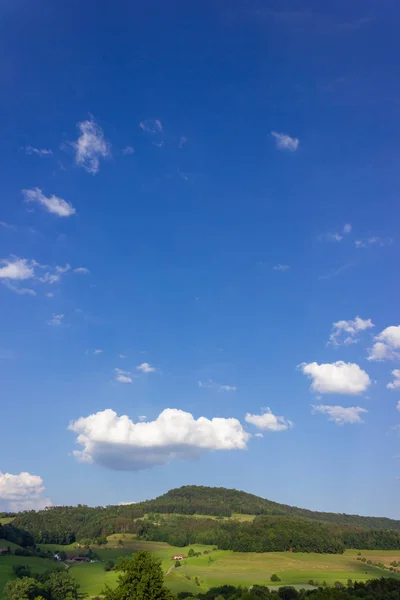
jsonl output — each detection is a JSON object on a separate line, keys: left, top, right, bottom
{"left": 140, "top": 486, "right": 400, "bottom": 532}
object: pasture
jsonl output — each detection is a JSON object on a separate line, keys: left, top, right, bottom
{"left": 0, "top": 555, "right": 54, "bottom": 597}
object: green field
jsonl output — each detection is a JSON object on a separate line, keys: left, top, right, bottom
{"left": 0, "top": 518, "right": 14, "bottom": 525}
{"left": 63, "top": 538, "right": 400, "bottom": 597}
{"left": 2, "top": 537, "right": 400, "bottom": 598}
{"left": 0, "top": 555, "right": 55, "bottom": 597}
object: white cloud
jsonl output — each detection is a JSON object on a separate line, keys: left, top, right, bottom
{"left": 355, "top": 240, "right": 366, "bottom": 248}
{"left": 326, "top": 232, "right": 343, "bottom": 242}
{"left": 115, "top": 368, "right": 133, "bottom": 383}
{"left": 368, "top": 326, "right": 400, "bottom": 361}
{"left": 73, "top": 118, "right": 110, "bottom": 174}
{"left": 273, "top": 264, "right": 290, "bottom": 271}
{"left": 138, "top": 415, "right": 147, "bottom": 422}
{"left": 46, "top": 292, "right": 54, "bottom": 298}
{"left": 271, "top": 131, "right": 299, "bottom": 151}
{"left": 254, "top": 433, "right": 264, "bottom": 438}
{"left": 312, "top": 404, "right": 367, "bottom": 425}
{"left": 2, "top": 281, "right": 36, "bottom": 296}
{"left": 198, "top": 379, "right": 237, "bottom": 392}
{"left": 343, "top": 224, "right": 352, "bottom": 233}
{"left": 388, "top": 370, "right": 400, "bottom": 390}
{"left": 69, "top": 407, "right": 249, "bottom": 470}
{"left": 122, "top": 146, "right": 134, "bottom": 155}
{"left": 139, "top": 119, "right": 163, "bottom": 134}
{"left": 25, "top": 146, "right": 53, "bottom": 156}
{"left": 94, "top": 349, "right": 103, "bottom": 355}
{"left": 355, "top": 236, "right": 391, "bottom": 249}
{"left": 0, "top": 221, "right": 17, "bottom": 230}
{"left": 74, "top": 267, "right": 90, "bottom": 274}
{"left": 48, "top": 313, "right": 64, "bottom": 326}
{"left": 0, "top": 258, "right": 34, "bottom": 280}
{"left": 22, "top": 187, "right": 76, "bottom": 217}
{"left": 119, "top": 354, "right": 126, "bottom": 359}
{"left": 329, "top": 316, "right": 374, "bottom": 346}
{"left": 245, "top": 408, "right": 293, "bottom": 431}
{"left": 136, "top": 362, "right": 156, "bottom": 373}
{"left": 397, "top": 401, "right": 400, "bottom": 412}
{"left": 299, "top": 361, "right": 371, "bottom": 395}
{"left": 0, "top": 471, "right": 51, "bottom": 512}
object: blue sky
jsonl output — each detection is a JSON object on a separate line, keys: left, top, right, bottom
{"left": 1, "top": 0, "right": 400, "bottom": 518}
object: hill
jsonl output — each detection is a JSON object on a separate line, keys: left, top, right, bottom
{"left": 11, "top": 486, "right": 400, "bottom": 553}
{"left": 141, "top": 486, "right": 400, "bottom": 531}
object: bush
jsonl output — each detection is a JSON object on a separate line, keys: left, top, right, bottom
{"left": 14, "top": 547, "right": 33, "bottom": 556}
{"left": 175, "top": 560, "right": 181, "bottom": 568}
{"left": 104, "top": 559, "right": 115, "bottom": 571}
{"left": 12, "top": 564, "right": 31, "bottom": 578}
{"left": 270, "top": 574, "right": 281, "bottom": 582}
{"left": 308, "top": 580, "right": 314, "bottom": 586}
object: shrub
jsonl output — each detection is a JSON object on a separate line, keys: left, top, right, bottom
{"left": 175, "top": 560, "right": 181, "bottom": 568}
{"left": 270, "top": 574, "right": 281, "bottom": 582}
{"left": 12, "top": 564, "right": 31, "bottom": 578}
{"left": 104, "top": 560, "right": 115, "bottom": 571}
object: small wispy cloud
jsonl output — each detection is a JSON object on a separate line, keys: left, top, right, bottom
{"left": 48, "top": 313, "right": 64, "bottom": 326}
{"left": 273, "top": 264, "right": 290, "bottom": 271}
{"left": 22, "top": 187, "right": 76, "bottom": 217}
{"left": 119, "top": 354, "right": 126, "bottom": 359}
{"left": 115, "top": 368, "right": 133, "bottom": 383}
{"left": 122, "top": 146, "right": 134, "bottom": 155}
{"left": 74, "top": 267, "right": 90, "bottom": 274}
{"left": 355, "top": 236, "right": 392, "bottom": 249}
{"left": 179, "top": 136, "right": 187, "bottom": 148}
{"left": 198, "top": 379, "right": 237, "bottom": 392}
{"left": 329, "top": 316, "right": 374, "bottom": 346}
{"left": 139, "top": 119, "right": 163, "bottom": 134}
{"left": 94, "top": 349, "right": 103, "bottom": 355}
{"left": 271, "top": 131, "right": 299, "bottom": 151}
{"left": 24, "top": 146, "right": 53, "bottom": 157}
{"left": 0, "top": 222, "right": 17, "bottom": 231}
{"left": 73, "top": 117, "right": 110, "bottom": 174}
{"left": 136, "top": 362, "right": 156, "bottom": 373}
{"left": 343, "top": 223, "right": 352, "bottom": 234}
{"left": 245, "top": 408, "right": 293, "bottom": 431}
{"left": 319, "top": 263, "right": 354, "bottom": 280}
{"left": 2, "top": 281, "right": 36, "bottom": 296}
{"left": 312, "top": 404, "right": 367, "bottom": 425}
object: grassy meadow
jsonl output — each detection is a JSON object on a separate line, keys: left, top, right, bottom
{"left": 1, "top": 534, "right": 400, "bottom": 598}
{"left": 0, "top": 555, "right": 54, "bottom": 597}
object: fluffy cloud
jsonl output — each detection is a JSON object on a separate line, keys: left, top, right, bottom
{"left": 24, "top": 146, "right": 53, "bottom": 156}
{"left": 271, "top": 131, "right": 299, "bottom": 151}
{"left": 0, "top": 258, "right": 34, "bottom": 280}
{"left": 273, "top": 264, "right": 290, "bottom": 271}
{"left": 299, "top": 361, "right": 371, "bottom": 395}
{"left": 368, "top": 326, "right": 400, "bottom": 361}
{"left": 136, "top": 362, "right": 156, "bottom": 373}
{"left": 139, "top": 119, "right": 163, "bottom": 134}
{"left": 48, "top": 313, "right": 64, "bottom": 326}
{"left": 245, "top": 408, "right": 293, "bottom": 431}
{"left": 69, "top": 408, "right": 249, "bottom": 470}
{"left": 74, "top": 267, "right": 90, "bottom": 274}
{"left": 22, "top": 187, "right": 76, "bottom": 217}
{"left": 388, "top": 370, "right": 400, "bottom": 390}
{"left": 73, "top": 118, "right": 110, "bottom": 174}
{"left": 329, "top": 316, "right": 374, "bottom": 346}
{"left": 312, "top": 404, "right": 367, "bottom": 425}
{"left": 115, "top": 368, "right": 132, "bottom": 383}
{"left": 0, "top": 471, "right": 51, "bottom": 512}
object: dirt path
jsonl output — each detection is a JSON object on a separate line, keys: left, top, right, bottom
{"left": 164, "top": 564, "right": 175, "bottom": 576}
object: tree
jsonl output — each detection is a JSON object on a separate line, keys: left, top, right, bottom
{"left": 104, "top": 551, "right": 172, "bottom": 600}
{"left": 4, "top": 577, "right": 39, "bottom": 600}
{"left": 175, "top": 560, "right": 181, "bottom": 568}
{"left": 105, "top": 559, "right": 115, "bottom": 571}
{"left": 188, "top": 548, "right": 195, "bottom": 557}
{"left": 44, "top": 570, "right": 79, "bottom": 600}
{"left": 13, "top": 564, "right": 32, "bottom": 578}
{"left": 270, "top": 574, "right": 281, "bottom": 582}
{"left": 58, "top": 550, "right": 67, "bottom": 561}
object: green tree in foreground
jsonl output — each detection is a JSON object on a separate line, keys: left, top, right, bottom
{"left": 4, "top": 577, "right": 39, "bottom": 600}
{"left": 43, "top": 570, "right": 79, "bottom": 600}
{"left": 104, "top": 551, "right": 172, "bottom": 600}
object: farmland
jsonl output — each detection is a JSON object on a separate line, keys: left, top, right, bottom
{"left": 58, "top": 538, "right": 400, "bottom": 597}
